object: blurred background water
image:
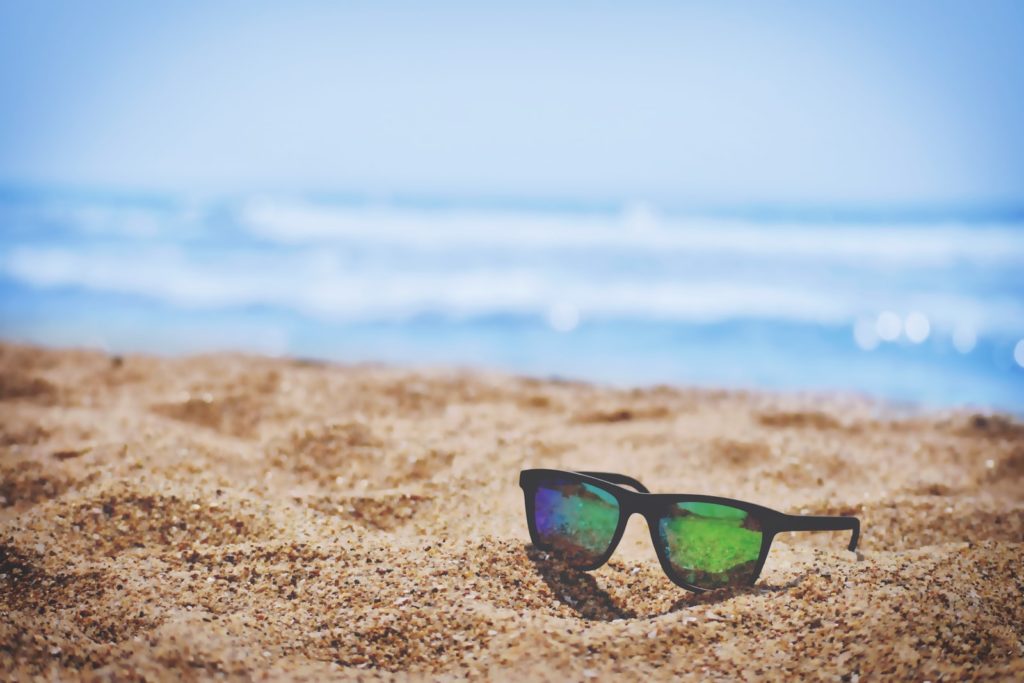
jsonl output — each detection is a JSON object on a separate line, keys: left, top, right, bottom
{"left": 3, "top": 189, "right": 1021, "bottom": 409}
{"left": 1, "top": 2, "right": 1023, "bottom": 410}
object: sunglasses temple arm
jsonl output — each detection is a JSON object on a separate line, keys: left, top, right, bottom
{"left": 776, "top": 514, "right": 860, "bottom": 551}
{"left": 575, "top": 471, "right": 650, "bottom": 493}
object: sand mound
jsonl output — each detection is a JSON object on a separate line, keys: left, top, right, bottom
{"left": 1, "top": 343, "right": 1022, "bottom": 680}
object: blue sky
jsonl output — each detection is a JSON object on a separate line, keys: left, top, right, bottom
{"left": 1, "top": 1, "right": 1023, "bottom": 206}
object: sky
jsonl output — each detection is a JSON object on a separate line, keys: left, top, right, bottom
{"left": 1, "top": 1, "right": 1023, "bottom": 207}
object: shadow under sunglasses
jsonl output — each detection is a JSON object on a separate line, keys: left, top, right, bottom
{"left": 526, "top": 546, "right": 808, "bottom": 622}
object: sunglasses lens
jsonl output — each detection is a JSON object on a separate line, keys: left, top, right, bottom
{"left": 658, "top": 502, "right": 763, "bottom": 589}
{"left": 534, "top": 479, "right": 620, "bottom": 566}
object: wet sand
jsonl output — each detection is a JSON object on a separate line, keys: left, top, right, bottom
{"left": 1, "top": 342, "right": 1022, "bottom": 680}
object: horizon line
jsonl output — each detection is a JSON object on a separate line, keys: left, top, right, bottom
{"left": 1, "top": 180, "right": 1023, "bottom": 224}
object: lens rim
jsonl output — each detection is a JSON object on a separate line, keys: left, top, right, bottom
{"left": 648, "top": 497, "right": 772, "bottom": 591}
{"left": 522, "top": 473, "right": 629, "bottom": 571}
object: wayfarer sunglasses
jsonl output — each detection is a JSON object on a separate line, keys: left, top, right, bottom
{"left": 519, "top": 469, "right": 860, "bottom": 593}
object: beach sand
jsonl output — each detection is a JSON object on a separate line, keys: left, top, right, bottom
{"left": 1, "top": 342, "right": 1022, "bottom": 680}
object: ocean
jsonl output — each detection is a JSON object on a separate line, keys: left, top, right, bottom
{"left": 1, "top": 187, "right": 1022, "bottom": 411}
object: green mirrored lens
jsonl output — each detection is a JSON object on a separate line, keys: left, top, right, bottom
{"left": 534, "top": 480, "right": 620, "bottom": 566}
{"left": 658, "top": 501, "right": 763, "bottom": 589}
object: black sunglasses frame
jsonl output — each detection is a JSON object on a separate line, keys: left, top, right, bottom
{"left": 519, "top": 469, "right": 860, "bottom": 593}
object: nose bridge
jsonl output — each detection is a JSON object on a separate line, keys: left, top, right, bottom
{"left": 624, "top": 508, "right": 651, "bottom": 523}
{"left": 620, "top": 494, "right": 658, "bottom": 527}
{"left": 625, "top": 506, "right": 663, "bottom": 535}
{"left": 616, "top": 507, "right": 659, "bottom": 561}
{"left": 623, "top": 508, "right": 657, "bottom": 534}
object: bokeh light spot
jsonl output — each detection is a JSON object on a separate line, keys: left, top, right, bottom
{"left": 952, "top": 324, "right": 977, "bottom": 354}
{"left": 547, "top": 302, "right": 580, "bottom": 333}
{"left": 853, "top": 317, "right": 879, "bottom": 351}
{"left": 875, "top": 311, "right": 902, "bottom": 342}
{"left": 904, "top": 311, "right": 930, "bottom": 344}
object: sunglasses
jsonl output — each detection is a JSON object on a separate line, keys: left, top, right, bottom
{"left": 519, "top": 469, "right": 860, "bottom": 592}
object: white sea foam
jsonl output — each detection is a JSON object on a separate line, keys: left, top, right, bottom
{"left": 12, "top": 196, "right": 1024, "bottom": 267}
{"left": 5, "top": 238, "right": 1024, "bottom": 336}
{"left": 237, "top": 199, "right": 1024, "bottom": 267}
{"left": 4, "top": 195, "right": 1024, "bottom": 336}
